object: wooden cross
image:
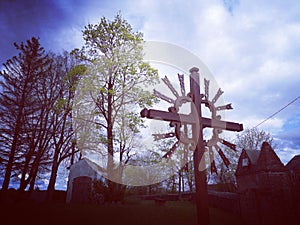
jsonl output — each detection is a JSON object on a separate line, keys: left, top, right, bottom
{"left": 140, "top": 67, "right": 243, "bottom": 225}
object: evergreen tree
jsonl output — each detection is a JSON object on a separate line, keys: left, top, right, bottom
{"left": 0, "top": 37, "right": 52, "bottom": 190}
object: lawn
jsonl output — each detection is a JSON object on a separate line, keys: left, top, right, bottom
{"left": 0, "top": 198, "right": 243, "bottom": 225}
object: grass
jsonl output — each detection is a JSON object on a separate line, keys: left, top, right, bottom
{"left": 0, "top": 198, "right": 243, "bottom": 225}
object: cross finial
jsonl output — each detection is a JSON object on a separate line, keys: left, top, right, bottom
{"left": 189, "top": 67, "right": 199, "bottom": 73}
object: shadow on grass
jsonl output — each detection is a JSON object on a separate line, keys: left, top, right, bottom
{"left": 0, "top": 199, "right": 243, "bottom": 225}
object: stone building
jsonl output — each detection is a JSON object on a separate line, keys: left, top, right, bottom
{"left": 66, "top": 159, "right": 98, "bottom": 203}
{"left": 286, "top": 155, "right": 300, "bottom": 211}
{"left": 235, "top": 142, "right": 295, "bottom": 225}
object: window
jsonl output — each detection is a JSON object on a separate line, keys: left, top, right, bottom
{"left": 242, "top": 158, "right": 249, "bottom": 167}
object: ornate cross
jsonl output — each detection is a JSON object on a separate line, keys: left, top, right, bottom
{"left": 140, "top": 67, "right": 243, "bottom": 225}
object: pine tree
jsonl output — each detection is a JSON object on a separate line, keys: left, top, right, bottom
{"left": 0, "top": 37, "right": 52, "bottom": 191}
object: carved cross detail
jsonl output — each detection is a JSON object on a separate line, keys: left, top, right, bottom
{"left": 140, "top": 67, "right": 243, "bottom": 225}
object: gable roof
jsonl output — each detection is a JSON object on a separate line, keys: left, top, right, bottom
{"left": 235, "top": 142, "right": 286, "bottom": 176}
{"left": 286, "top": 155, "right": 300, "bottom": 172}
{"left": 256, "top": 142, "right": 285, "bottom": 172}
{"left": 235, "top": 149, "right": 259, "bottom": 176}
{"left": 245, "top": 149, "right": 260, "bottom": 165}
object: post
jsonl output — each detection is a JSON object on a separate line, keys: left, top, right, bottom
{"left": 140, "top": 66, "right": 243, "bottom": 225}
{"left": 190, "top": 67, "right": 210, "bottom": 225}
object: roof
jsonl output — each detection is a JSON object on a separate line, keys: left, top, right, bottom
{"left": 286, "top": 155, "right": 300, "bottom": 172}
{"left": 256, "top": 142, "right": 285, "bottom": 172}
{"left": 235, "top": 142, "right": 286, "bottom": 176}
{"left": 244, "top": 149, "right": 260, "bottom": 165}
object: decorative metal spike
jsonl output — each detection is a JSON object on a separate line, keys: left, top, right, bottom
{"left": 215, "top": 145, "right": 230, "bottom": 167}
{"left": 216, "top": 103, "right": 233, "bottom": 111}
{"left": 162, "top": 76, "right": 179, "bottom": 98}
{"left": 152, "top": 132, "right": 175, "bottom": 141}
{"left": 153, "top": 89, "right": 175, "bottom": 104}
{"left": 163, "top": 141, "right": 179, "bottom": 158}
{"left": 211, "top": 88, "right": 224, "bottom": 104}
{"left": 220, "top": 139, "right": 236, "bottom": 151}
{"left": 211, "top": 160, "right": 218, "bottom": 174}
{"left": 204, "top": 78, "right": 210, "bottom": 100}
{"left": 178, "top": 74, "right": 186, "bottom": 96}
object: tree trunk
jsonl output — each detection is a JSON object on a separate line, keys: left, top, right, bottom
{"left": 106, "top": 78, "right": 115, "bottom": 203}
{"left": 47, "top": 149, "right": 59, "bottom": 201}
{"left": 28, "top": 166, "right": 38, "bottom": 192}
{"left": 19, "top": 151, "right": 34, "bottom": 191}
{"left": 2, "top": 143, "right": 16, "bottom": 190}
{"left": 182, "top": 171, "right": 185, "bottom": 192}
{"left": 2, "top": 105, "right": 24, "bottom": 190}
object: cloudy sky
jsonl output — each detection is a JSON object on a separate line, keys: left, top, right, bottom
{"left": 1, "top": 0, "right": 300, "bottom": 170}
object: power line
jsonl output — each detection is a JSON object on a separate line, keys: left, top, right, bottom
{"left": 229, "top": 95, "right": 300, "bottom": 145}
{"left": 253, "top": 95, "right": 300, "bottom": 128}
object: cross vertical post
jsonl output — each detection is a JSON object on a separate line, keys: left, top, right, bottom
{"left": 190, "top": 67, "right": 210, "bottom": 225}
{"left": 140, "top": 66, "right": 243, "bottom": 225}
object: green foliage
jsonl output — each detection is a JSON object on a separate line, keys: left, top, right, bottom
{"left": 54, "top": 98, "right": 66, "bottom": 114}
{"left": 82, "top": 13, "right": 143, "bottom": 58}
{"left": 76, "top": 13, "right": 159, "bottom": 164}
{"left": 68, "top": 64, "right": 86, "bottom": 76}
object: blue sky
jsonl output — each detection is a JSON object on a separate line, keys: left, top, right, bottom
{"left": 1, "top": 0, "right": 300, "bottom": 185}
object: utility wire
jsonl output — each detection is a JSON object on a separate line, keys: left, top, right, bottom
{"left": 253, "top": 95, "right": 300, "bottom": 128}
{"left": 229, "top": 95, "right": 300, "bottom": 147}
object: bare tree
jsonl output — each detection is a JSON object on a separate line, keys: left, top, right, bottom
{"left": 46, "top": 52, "right": 82, "bottom": 200}
{"left": 235, "top": 127, "right": 277, "bottom": 150}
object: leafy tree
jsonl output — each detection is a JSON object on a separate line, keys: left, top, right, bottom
{"left": 74, "top": 14, "right": 158, "bottom": 201}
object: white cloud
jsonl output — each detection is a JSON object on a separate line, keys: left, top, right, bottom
{"left": 241, "top": 116, "right": 284, "bottom": 131}
{"left": 276, "top": 146, "right": 300, "bottom": 165}
{"left": 43, "top": 179, "right": 49, "bottom": 185}
{"left": 39, "top": 0, "right": 299, "bottom": 179}
{"left": 118, "top": 0, "right": 300, "bottom": 158}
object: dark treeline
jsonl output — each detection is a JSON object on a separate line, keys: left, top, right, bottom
{"left": 0, "top": 37, "right": 82, "bottom": 200}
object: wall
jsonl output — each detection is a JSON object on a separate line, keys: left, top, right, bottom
{"left": 208, "top": 190, "right": 240, "bottom": 215}
{"left": 66, "top": 159, "right": 98, "bottom": 203}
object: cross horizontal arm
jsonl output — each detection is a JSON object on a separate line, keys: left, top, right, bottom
{"left": 140, "top": 108, "right": 243, "bottom": 132}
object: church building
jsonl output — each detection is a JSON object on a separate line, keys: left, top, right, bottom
{"left": 235, "top": 142, "right": 295, "bottom": 225}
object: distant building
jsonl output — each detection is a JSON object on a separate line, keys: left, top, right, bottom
{"left": 286, "top": 155, "right": 300, "bottom": 210}
{"left": 235, "top": 142, "right": 295, "bottom": 225}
